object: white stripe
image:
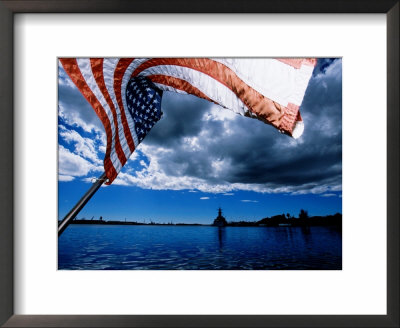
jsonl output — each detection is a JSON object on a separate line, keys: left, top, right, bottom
{"left": 102, "top": 59, "right": 132, "bottom": 160}
{"left": 152, "top": 83, "right": 188, "bottom": 95}
{"left": 213, "top": 58, "right": 313, "bottom": 107}
{"left": 126, "top": 58, "right": 149, "bottom": 76}
{"left": 138, "top": 65, "right": 249, "bottom": 116}
{"left": 76, "top": 59, "right": 122, "bottom": 173}
{"left": 291, "top": 64, "right": 314, "bottom": 105}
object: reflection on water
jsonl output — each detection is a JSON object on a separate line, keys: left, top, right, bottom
{"left": 217, "top": 227, "right": 226, "bottom": 251}
{"left": 58, "top": 225, "right": 342, "bottom": 270}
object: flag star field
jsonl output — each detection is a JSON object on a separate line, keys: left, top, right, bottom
{"left": 127, "top": 77, "right": 163, "bottom": 143}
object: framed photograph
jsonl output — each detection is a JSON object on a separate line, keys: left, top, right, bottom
{"left": 57, "top": 56, "right": 342, "bottom": 271}
{"left": 1, "top": 1, "right": 398, "bottom": 327}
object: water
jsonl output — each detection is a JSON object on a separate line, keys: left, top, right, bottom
{"left": 58, "top": 225, "right": 341, "bottom": 270}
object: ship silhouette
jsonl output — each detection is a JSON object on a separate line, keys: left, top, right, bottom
{"left": 213, "top": 207, "right": 227, "bottom": 227}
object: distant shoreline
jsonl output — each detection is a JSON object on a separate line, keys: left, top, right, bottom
{"left": 65, "top": 213, "right": 342, "bottom": 228}
{"left": 69, "top": 220, "right": 205, "bottom": 226}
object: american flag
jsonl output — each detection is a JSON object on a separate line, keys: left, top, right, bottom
{"left": 60, "top": 58, "right": 316, "bottom": 184}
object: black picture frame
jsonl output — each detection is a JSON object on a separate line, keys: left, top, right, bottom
{"left": 0, "top": 1, "right": 398, "bottom": 327}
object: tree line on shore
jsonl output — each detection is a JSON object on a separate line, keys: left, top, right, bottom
{"left": 230, "top": 210, "right": 342, "bottom": 227}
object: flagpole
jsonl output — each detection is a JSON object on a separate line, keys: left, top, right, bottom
{"left": 58, "top": 172, "right": 108, "bottom": 237}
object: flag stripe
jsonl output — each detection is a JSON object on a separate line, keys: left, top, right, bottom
{"left": 59, "top": 58, "right": 118, "bottom": 183}
{"left": 151, "top": 83, "right": 189, "bottom": 95}
{"left": 141, "top": 65, "right": 248, "bottom": 116}
{"left": 120, "top": 60, "right": 141, "bottom": 148}
{"left": 102, "top": 59, "right": 134, "bottom": 159}
{"left": 76, "top": 59, "right": 123, "bottom": 174}
{"left": 212, "top": 58, "right": 314, "bottom": 107}
{"left": 147, "top": 75, "right": 215, "bottom": 104}
{"left": 276, "top": 58, "right": 317, "bottom": 69}
{"left": 112, "top": 58, "right": 136, "bottom": 154}
{"left": 90, "top": 58, "right": 127, "bottom": 166}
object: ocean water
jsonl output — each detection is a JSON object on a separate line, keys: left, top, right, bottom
{"left": 58, "top": 225, "right": 342, "bottom": 270}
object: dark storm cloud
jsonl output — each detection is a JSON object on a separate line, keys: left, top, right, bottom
{"left": 145, "top": 93, "right": 212, "bottom": 147}
{"left": 314, "top": 58, "right": 336, "bottom": 75}
{"left": 302, "top": 58, "right": 342, "bottom": 125}
{"left": 144, "top": 58, "right": 342, "bottom": 194}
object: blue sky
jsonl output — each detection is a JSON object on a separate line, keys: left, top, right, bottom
{"left": 58, "top": 59, "right": 342, "bottom": 224}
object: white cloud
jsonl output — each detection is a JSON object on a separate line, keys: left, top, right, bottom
{"left": 82, "top": 174, "right": 110, "bottom": 184}
{"left": 59, "top": 128, "right": 102, "bottom": 164}
{"left": 241, "top": 200, "right": 259, "bottom": 203}
{"left": 59, "top": 145, "right": 98, "bottom": 177}
{"left": 320, "top": 193, "right": 337, "bottom": 197}
{"left": 211, "top": 158, "right": 231, "bottom": 178}
{"left": 58, "top": 174, "right": 75, "bottom": 182}
{"left": 182, "top": 136, "right": 201, "bottom": 151}
{"left": 108, "top": 144, "right": 231, "bottom": 192}
{"left": 202, "top": 104, "right": 237, "bottom": 122}
{"left": 102, "top": 142, "right": 341, "bottom": 196}
{"left": 96, "top": 132, "right": 107, "bottom": 154}
{"left": 290, "top": 182, "right": 342, "bottom": 195}
{"left": 200, "top": 197, "right": 210, "bottom": 200}
{"left": 58, "top": 103, "right": 102, "bottom": 134}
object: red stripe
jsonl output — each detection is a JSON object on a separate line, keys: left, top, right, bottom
{"left": 296, "top": 111, "right": 303, "bottom": 122}
{"left": 90, "top": 58, "right": 127, "bottom": 166}
{"left": 276, "top": 58, "right": 317, "bottom": 69}
{"left": 59, "top": 58, "right": 117, "bottom": 184}
{"left": 132, "top": 58, "right": 298, "bottom": 135}
{"left": 113, "top": 58, "right": 136, "bottom": 153}
{"left": 147, "top": 75, "right": 215, "bottom": 104}
{"left": 280, "top": 103, "right": 300, "bottom": 133}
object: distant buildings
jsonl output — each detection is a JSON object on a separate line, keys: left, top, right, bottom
{"left": 213, "top": 207, "right": 227, "bottom": 227}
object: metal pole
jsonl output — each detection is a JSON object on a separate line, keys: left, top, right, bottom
{"left": 58, "top": 172, "right": 107, "bottom": 237}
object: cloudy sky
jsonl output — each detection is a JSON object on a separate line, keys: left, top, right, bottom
{"left": 58, "top": 58, "right": 342, "bottom": 224}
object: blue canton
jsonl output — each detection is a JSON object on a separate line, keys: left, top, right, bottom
{"left": 126, "top": 76, "right": 163, "bottom": 143}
